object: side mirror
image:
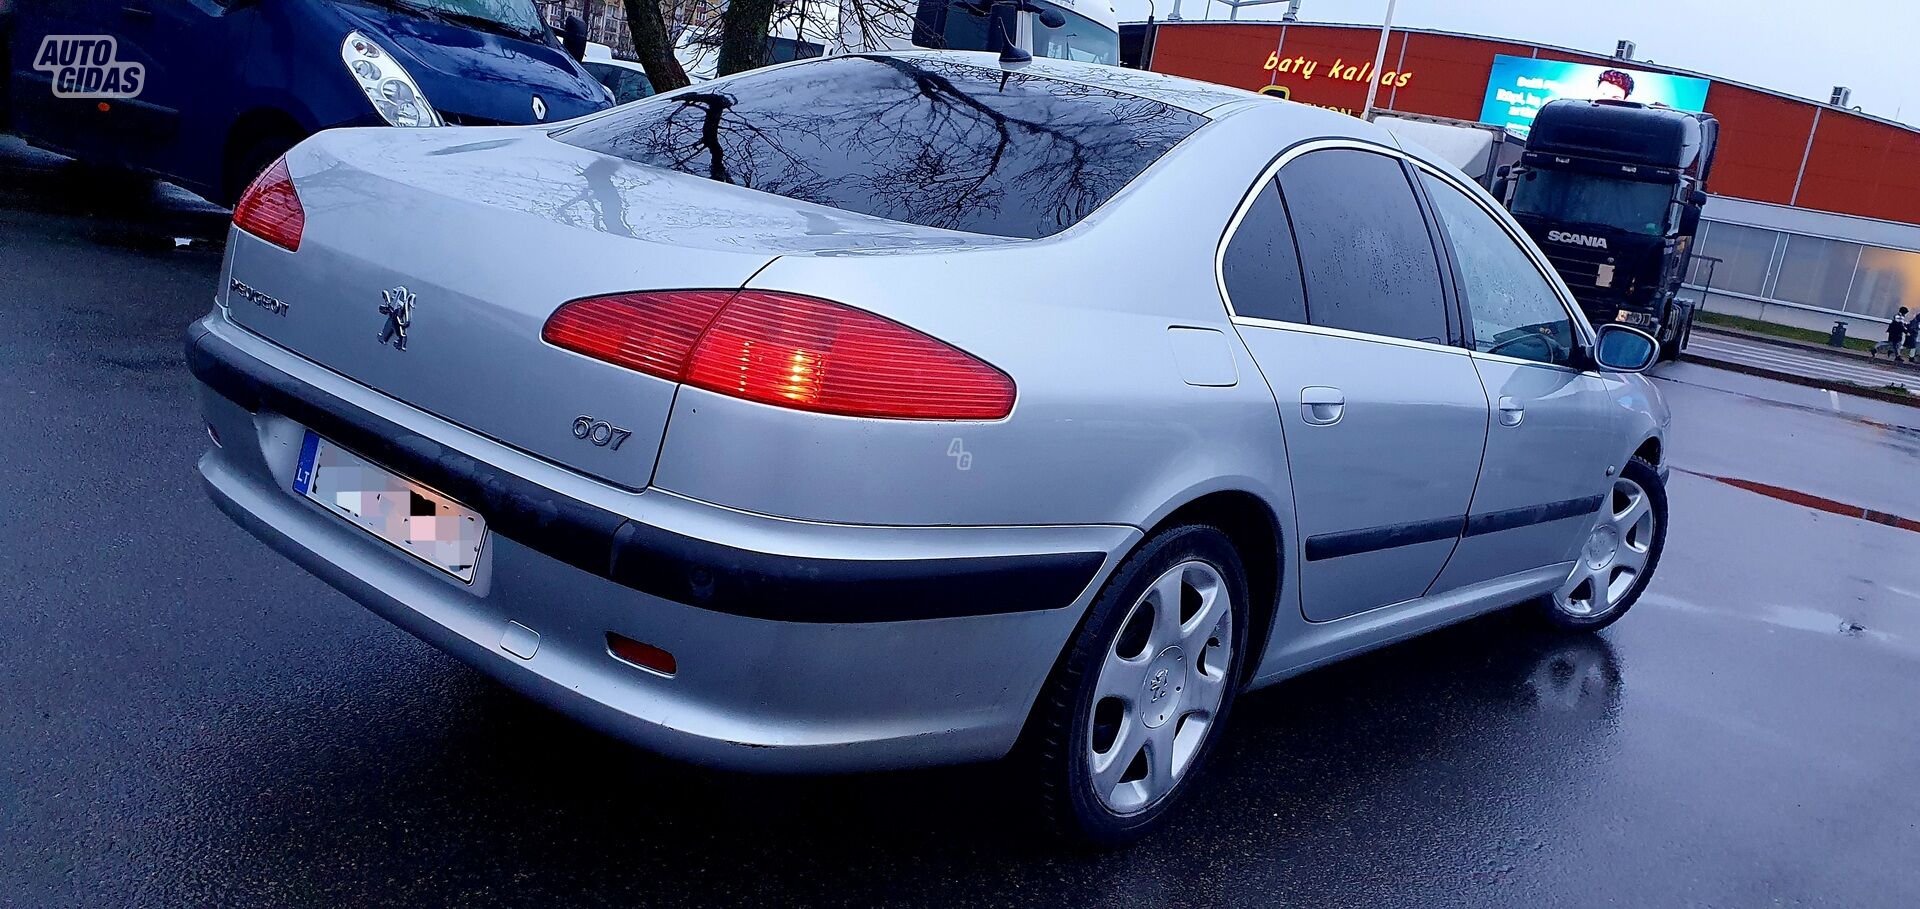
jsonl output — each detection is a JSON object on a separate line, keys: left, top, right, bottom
{"left": 1690, "top": 189, "right": 1708, "bottom": 207}
{"left": 560, "top": 15, "right": 589, "bottom": 61}
{"left": 1038, "top": 7, "right": 1067, "bottom": 27}
{"left": 1591, "top": 324, "right": 1660, "bottom": 373}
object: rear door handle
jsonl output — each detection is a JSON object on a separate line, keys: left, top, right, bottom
{"left": 1301, "top": 386, "right": 1344, "bottom": 425}
{"left": 1497, "top": 395, "right": 1525, "bottom": 427}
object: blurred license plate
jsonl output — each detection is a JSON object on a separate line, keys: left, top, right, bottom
{"left": 293, "top": 431, "right": 486, "bottom": 582}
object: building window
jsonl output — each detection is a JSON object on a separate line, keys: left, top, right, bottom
{"left": 1773, "top": 233, "right": 1860, "bottom": 311}
{"left": 1693, "top": 221, "right": 1777, "bottom": 298}
{"left": 1847, "top": 247, "right": 1920, "bottom": 321}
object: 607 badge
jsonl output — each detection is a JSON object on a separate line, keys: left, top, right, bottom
{"left": 572, "top": 416, "right": 631, "bottom": 451}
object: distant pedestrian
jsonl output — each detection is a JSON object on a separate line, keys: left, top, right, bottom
{"left": 1905, "top": 308, "right": 1920, "bottom": 363}
{"left": 1876, "top": 307, "right": 1909, "bottom": 360}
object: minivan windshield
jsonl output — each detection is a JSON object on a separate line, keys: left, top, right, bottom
{"left": 352, "top": 0, "right": 547, "bottom": 40}
{"left": 557, "top": 55, "right": 1205, "bottom": 239}
{"left": 1510, "top": 169, "right": 1672, "bottom": 237}
{"left": 1031, "top": 1, "right": 1119, "bottom": 65}
{"left": 918, "top": 0, "right": 1117, "bottom": 66}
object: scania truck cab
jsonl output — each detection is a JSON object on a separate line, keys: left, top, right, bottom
{"left": 1507, "top": 99, "right": 1719, "bottom": 359}
{"left": 4, "top": 0, "right": 614, "bottom": 205}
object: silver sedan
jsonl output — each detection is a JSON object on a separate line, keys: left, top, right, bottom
{"left": 192, "top": 50, "right": 1671, "bottom": 845}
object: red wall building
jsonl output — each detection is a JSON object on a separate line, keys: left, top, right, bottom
{"left": 1145, "top": 21, "right": 1920, "bottom": 226}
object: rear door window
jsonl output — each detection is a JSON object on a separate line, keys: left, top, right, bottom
{"left": 1220, "top": 181, "right": 1308, "bottom": 324}
{"left": 1277, "top": 149, "right": 1451, "bottom": 345}
{"left": 556, "top": 55, "right": 1208, "bottom": 239}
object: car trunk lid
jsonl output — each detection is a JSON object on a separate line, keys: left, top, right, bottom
{"left": 223, "top": 128, "right": 875, "bottom": 491}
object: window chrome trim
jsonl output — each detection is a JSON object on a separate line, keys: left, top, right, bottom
{"left": 1406, "top": 158, "right": 1598, "bottom": 348}
{"left": 1231, "top": 315, "right": 1469, "bottom": 357}
{"left": 1214, "top": 137, "right": 1463, "bottom": 349}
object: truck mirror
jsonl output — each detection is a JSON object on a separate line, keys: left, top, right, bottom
{"left": 561, "top": 15, "right": 589, "bottom": 61}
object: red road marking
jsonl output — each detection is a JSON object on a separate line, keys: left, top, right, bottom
{"left": 1673, "top": 468, "right": 1920, "bottom": 533}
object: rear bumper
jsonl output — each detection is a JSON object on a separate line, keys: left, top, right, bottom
{"left": 188, "top": 312, "right": 1133, "bottom": 771}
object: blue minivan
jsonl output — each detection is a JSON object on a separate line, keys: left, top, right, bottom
{"left": 2, "top": 0, "right": 613, "bottom": 204}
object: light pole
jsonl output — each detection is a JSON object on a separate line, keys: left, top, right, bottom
{"left": 1359, "top": 0, "right": 1397, "bottom": 119}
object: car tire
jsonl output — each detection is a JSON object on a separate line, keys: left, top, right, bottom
{"left": 1023, "top": 523, "right": 1250, "bottom": 847}
{"left": 1536, "top": 456, "right": 1667, "bottom": 632}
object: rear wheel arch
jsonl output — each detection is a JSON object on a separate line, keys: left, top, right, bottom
{"left": 1144, "top": 489, "right": 1282, "bottom": 685}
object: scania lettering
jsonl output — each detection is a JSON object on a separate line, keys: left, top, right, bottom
{"left": 1548, "top": 230, "right": 1610, "bottom": 249}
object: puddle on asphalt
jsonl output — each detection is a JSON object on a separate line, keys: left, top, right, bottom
{"left": 1643, "top": 592, "right": 1907, "bottom": 651}
{"left": 1671, "top": 467, "right": 1920, "bottom": 533}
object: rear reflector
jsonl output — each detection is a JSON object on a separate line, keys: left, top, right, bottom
{"left": 232, "top": 156, "right": 304, "bottom": 251}
{"left": 607, "top": 633, "right": 676, "bottom": 676}
{"left": 543, "top": 290, "right": 1015, "bottom": 420}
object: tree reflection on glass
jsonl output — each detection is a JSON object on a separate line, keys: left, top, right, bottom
{"left": 558, "top": 55, "right": 1208, "bottom": 239}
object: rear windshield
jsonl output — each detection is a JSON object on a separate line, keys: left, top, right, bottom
{"left": 556, "top": 55, "right": 1207, "bottom": 239}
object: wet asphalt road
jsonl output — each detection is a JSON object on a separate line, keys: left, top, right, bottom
{"left": 4, "top": 136, "right": 1920, "bottom": 908}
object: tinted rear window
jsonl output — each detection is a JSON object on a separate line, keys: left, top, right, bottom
{"left": 556, "top": 55, "right": 1208, "bottom": 239}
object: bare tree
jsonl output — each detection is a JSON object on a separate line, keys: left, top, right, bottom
{"left": 619, "top": 0, "right": 921, "bottom": 89}
{"left": 624, "top": 0, "right": 695, "bottom": 90}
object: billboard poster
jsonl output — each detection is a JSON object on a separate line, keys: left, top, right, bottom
{"left": 1480, "top": 55, "right": 1710, "bottom": 138}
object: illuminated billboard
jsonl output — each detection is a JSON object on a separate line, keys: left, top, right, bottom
{"left": 1479, "top": 55, "right": 1709, "bottom": 138}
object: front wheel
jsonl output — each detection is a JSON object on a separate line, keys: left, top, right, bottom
{"left": 1537, "top": 457, "right": 1667, "bottom": 631}
{"left": 1024, "top": 524, "right": 1250, "bottom": 846}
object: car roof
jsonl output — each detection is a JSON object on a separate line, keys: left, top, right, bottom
{"left": 876, "top": 50, "right": 1257, "bottom": 115}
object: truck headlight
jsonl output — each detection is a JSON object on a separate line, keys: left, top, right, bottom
{"left": 341, "top": 31, "right": 441, "bottom": 127}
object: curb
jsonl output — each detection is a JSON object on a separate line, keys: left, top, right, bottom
{"left": 1678, "top": 352, "right": 1920, "bottom": 409}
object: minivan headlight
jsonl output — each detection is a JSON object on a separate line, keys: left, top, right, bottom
{"left": 341, "top": 31, "right": 441, "bottom": 127}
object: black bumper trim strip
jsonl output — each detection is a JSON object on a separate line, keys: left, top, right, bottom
{"left": 187, "top": 328, "right": 1104, "bottom": 623}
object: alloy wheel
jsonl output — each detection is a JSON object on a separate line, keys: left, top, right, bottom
{"left": 1085, "top": 560, "right": 1235, "bottom": 815}
{"left": 1555, "top": 476, "right": 1658, "bottom": 618}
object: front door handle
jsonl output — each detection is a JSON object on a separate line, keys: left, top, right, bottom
{"left": 1301, "top": 386, "right": 1344, "bottom": 425}
{"left": 1497, "top": 395, "right": 1525, "bottom": 427}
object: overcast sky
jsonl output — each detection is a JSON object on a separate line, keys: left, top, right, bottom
{"left": 1115, "top": 0, "right": 1919, "bottom": 126}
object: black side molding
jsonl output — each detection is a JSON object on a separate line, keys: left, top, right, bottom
{"left": 1303, "top": 495, "right": 1606, "bottom": 562}
{"left": 1303, "top": 515, "right": 1465, "bottom": 562}
{"left": 188, "top": 329, "right": 1104, "bottom": 623}
{"left": 1464, "top": 495, "right": 1605, "bottom": 538}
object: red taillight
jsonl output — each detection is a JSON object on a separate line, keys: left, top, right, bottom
{"left": 232, "top": 156, "right": 304, "bottom": 251}
{"left": 541, "top": 290, "right": 734, "bottom": 381}
{"left": 542, "top": 290, "right": 1015, "bottom": 420}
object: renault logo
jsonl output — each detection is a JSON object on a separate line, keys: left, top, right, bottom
{"left": 531, "top": 94, "right": 547, "bottom": 121}
{"left": 378, "top": 286, "right": 415, "bottom": 351}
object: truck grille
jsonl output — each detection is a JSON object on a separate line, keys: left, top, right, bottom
{"left": 1544, "top": 251, "right": 1602, "bottom": 289}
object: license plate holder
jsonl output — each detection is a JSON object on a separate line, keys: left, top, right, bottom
{"left": 294, "top": 431, "right": 486, "bottom": 582}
